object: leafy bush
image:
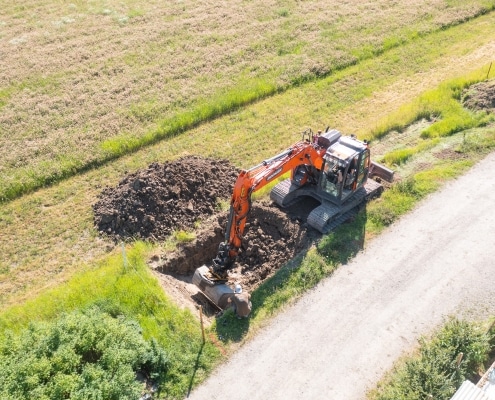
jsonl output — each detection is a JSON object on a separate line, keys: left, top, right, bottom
{"left": 372, "top": 318, "right": 492, "bottom": 400}
{"left": 0, "top": 307, "right": 168, "bottom": 400}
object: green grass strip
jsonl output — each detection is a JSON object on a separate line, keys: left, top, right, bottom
{"left": 368, "top": 68, "right": 495, "bottom": 142}
{"left": 100, "top": 79, "right": 279, "bottom": 157}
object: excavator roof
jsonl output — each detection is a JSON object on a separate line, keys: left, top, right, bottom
{"left": 325, "top": 134, "right": 367, "bottom": 163}
{"left": 326, "top": 141, "right": 358, "bottom": 163}
{"left": 338, "top": 135, "right": 368, "bottom": 151}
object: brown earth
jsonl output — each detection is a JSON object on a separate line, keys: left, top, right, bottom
{"left": 93, "top": 156, "right": 319, "bottom": 318}
{"left": 93, "top": 156, "right": 239, "bottom": 241}
{"left": 462, "top": 78, "right": 495, "bottom": 112}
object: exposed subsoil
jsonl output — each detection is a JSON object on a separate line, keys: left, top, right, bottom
{"left": 462, "top": 78, "right": 495, "bottom": 112}
{"left": 93, "top": 156, "right": 319, "bottom": 318}
{"left": 92, "top": 156, "right": 239, "bottom": 241}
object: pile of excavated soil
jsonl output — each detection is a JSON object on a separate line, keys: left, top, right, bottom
{"left": 462, "top": 79, "right": 495, "bottom": 113}
{"left": 93, "top": 156, "right": 318, "bottom": 313}
{"left": 93, "top": 156, "right": 239, "bottom": 241}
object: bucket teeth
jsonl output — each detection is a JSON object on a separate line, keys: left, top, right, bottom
{"left": 208, "top": 266, "right": 229, "bottom": 283}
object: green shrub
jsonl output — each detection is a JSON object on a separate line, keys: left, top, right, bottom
{"left": 0, "top": 306, "right": 168, "bottom": 400}
{"left": 372, "top": 318, "right": 492, "bottom": 400}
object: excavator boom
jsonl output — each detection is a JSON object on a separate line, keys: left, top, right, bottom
{"left": 210, "top": 131, "right": 328, "bottom": 279}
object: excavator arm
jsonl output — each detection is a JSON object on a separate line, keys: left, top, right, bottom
{"left": 210, "top": 133, "right": 326, "bottom": 280}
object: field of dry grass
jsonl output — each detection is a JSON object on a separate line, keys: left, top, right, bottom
{"left": 1, "top": 0, "right": 493, "bottom": 201}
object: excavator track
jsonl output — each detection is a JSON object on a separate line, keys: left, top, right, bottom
{"left": 302, "top": 179, "right": 383, "bottom": 233}
{"left": 364, "top": 178, "right": 384, "bottom": 200}
{"left": 306, "top": 203, "right": 343, "bottom": 233}
{"left": 270, "top": 179, "right": 294, "bottom": 207}
{"left": 270, "top": 179, "right": 318, "bottom": 208}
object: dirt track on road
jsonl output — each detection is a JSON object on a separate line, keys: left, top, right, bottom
{"left": 188, "top": 151, "right": 495, "bottom": 400}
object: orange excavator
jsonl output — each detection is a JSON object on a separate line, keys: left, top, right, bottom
{"left": 202, "top": 127, "right": 394, "bottom": 283}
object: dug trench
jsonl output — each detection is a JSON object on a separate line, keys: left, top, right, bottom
{"left": 93, "top": 156, "right": 321, "bottom": 320}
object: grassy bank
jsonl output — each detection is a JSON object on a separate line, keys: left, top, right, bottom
{"left": 367, "top": 70, "right": 495, "bottom": 142}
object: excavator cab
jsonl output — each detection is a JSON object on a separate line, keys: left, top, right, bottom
{"left": 319, "top": 136, "right": 370, "bottom": 206}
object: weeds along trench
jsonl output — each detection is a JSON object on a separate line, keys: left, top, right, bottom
{"left": 93, "top": 156, "right": 320, "bottom": 312}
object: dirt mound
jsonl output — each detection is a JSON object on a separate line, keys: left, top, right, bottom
{"left": 462, "top": 79, "right": 495, "bottom": 112}
{"left": 92, "top": 156, "right": 239, "bottom": 241}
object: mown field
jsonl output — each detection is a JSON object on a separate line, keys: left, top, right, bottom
{"left": 1, "top": 0, "right": 494, "bottom": 202}
{"left": 1, "top": 0, "right": 495, "bottom": 398}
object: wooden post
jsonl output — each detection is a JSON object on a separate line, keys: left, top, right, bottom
{"left": 199, "top": 306, "right": 206, "bottom": 344}
{"left": 121, "top": 242, "right": 128, "bottom": 271}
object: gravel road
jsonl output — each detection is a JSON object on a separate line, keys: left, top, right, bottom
{"left": 187, "top": 152, "right": 495, "bottom": 400}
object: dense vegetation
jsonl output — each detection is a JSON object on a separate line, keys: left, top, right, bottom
{"left": 0, "top": 307, "right": 168, "bottom": 399}
{"left": 0, "top": 243, "right": 221, "bottom": 399}
{"left": 370, "top": 318, "right": 495, "bottom": 400}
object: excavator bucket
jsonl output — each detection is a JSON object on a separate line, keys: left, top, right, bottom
{"left": 370, "top": 161, "right": 394, "bottom": 183}
{"left": 193, "top": 266, "right": 234, "bottom": 310}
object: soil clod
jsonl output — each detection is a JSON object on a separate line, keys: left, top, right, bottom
{"left": 462, "top": 79, "right": 495, "bottom": 113}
